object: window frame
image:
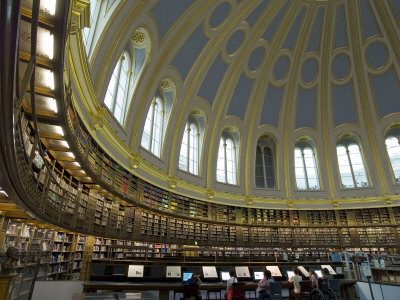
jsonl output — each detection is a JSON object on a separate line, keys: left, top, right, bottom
{"left": 104, "top": 52, "right": 132, "bottom": 124}
{"left": 179, "top": 121, "right": 200, "bottom": 175}
{"left": 141, "top": 95, "right": 165, "bottom": 157}
{"left": 336, "top": 140, "right": 369, "bottom": 189}
{"left": 217, "top": 135, "right": 238, "bottom": 185}
{"left": 255, "top": 143, "right": 276, "bottom": 189}
{"left": 294, "top": 142, "right": 320, "bottom": 191}
{"left": 385, "top": 135, "right": 400, "bottom": 183}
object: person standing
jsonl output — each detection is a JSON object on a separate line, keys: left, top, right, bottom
{"left": 225, "top": 270, "right": 238, "bottom": 300}
{"left": 257, "top": 270, "right": 273, "bottom": 300}
{"left": 288, "top": 268, "right": 302, "bottom": 299}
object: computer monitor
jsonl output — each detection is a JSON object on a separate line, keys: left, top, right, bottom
{"left": 235, "top": 266, "right": 250, "bottom": 278}
{"left": 202, "top": 266, "right": 218, "bottom": 279}
{"left": 166, "top": 266, "right": 181, "bottom": 278}
{"left": 297, "top": 266, "right": 309, "bottom": 277}
{"left": 287, "top": 271, "right": 295, "bottom": 278}
{"left": 315, "top": 270, "right": 323, "bottom": 278}
{"left": 321, "top": 265, "right": 336, "bottom": 275}
{"left": 127, "top": 265, "right": 144, "bottom": 278}
{"left": 254, "top": 271, "right": 264, "bottom": 280}
{"left": 221, "top": 271, "right": 230, "bottom": 281}
{"left": 266, "top": 266, "right": 282, "bottom": 277}
{"left": 183, "top": 272, "right": 193, "bottom": 282}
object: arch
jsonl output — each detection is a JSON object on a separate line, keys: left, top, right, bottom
{"left": 255, "top": 135, "right": 276, "bottom": 189}
{"left": 294, "top": 137, "right": 320, "bottom": 190}
{"left": 336, "top": 134, "right": 369, "bottom": 188}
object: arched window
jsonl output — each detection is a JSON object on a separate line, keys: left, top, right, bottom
{"left": 104, "top": 51, "right": 131, "bottom": 124}
{"left": 385, "top": 136, "right": 400, "bottom": 182}
{"left": 336, "top": 138, "right": 369, "bottom": 188}
{"left": 179, "top": 122, "right": 199, "bottom": 175}
{"left": 294, "top": 140, "right": 320, "bottom": 190}
{"left": 255, "top": 136, "right": 276, "bottom": 189}
{"left": 141, "top": 95, "right": 164, "bottom": 157}
{"left": 217, "top": 132, "right": 238, "bottom": 185}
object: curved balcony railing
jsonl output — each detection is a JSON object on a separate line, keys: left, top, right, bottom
{"left": 1, "top": 0, "right": 400, "bottom": 249}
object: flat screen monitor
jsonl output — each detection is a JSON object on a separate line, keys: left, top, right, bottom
{"left": 235, "top": 266, "right": 250, "bottom": 278}
{"left": 221, "top": 271, "right": 230, "bottom": 281}
{"left": 166, "top": 266, "right": 181, "bottom": 278}
{"left": 202, "top": 266, "right": 218, "bottom": 279}
{"left": 254, "top": 271, "right": 264, "bottom": 280}
{"left": 321, "top": 265, "right": 336, "bottom": 275}
{"left": 266, "top": 266, "right": 282, "bottom": 277}
{"left": 315, "top": 270, "right": 323, "bottom": 278}
{"left": 127, "top": 265, "right": 144, "bottom": 278}
{"left": 183, "top": 272, "right": 193, "bottom": 282}
{"left": 297, "top": 266, "right": 309, "bottom": 277}
{"left": 287, "top": 271, "right": 295, "bottom": 278}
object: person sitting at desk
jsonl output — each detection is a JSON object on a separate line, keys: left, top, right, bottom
{"left": 322, "top": 268, "right": 333, "bottom": 280}
{"left": 256, "top": 270, "right": 273, "bottom": 300}
{"left": 184, "top": 274, "right": 202, "bottom": 300}
{"left": 288, "top": 268, "right": 302, "bottom": 299}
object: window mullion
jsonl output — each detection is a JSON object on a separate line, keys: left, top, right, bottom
{"left": 111, "top": 57, "right": 123, "bottom": 113}
{"left": 187, "top": 126, "right": 190, "bottom": 171}
{"left": 120, "top": 70, "right": 132, "bottom": 122}
{"left": 149, "top": 101, "right": 156, "bottom": 149}
{"left": 261, "top": 148, "right": 267, "bottom": 188}
{"left": 347, "top": 149, "right": 357, "bottom": 187}
{"left": 301, "top": 150, "right": 309, "bottom": 189}
{"left": 224, "top": 142, "right": 228, "bottom": 183}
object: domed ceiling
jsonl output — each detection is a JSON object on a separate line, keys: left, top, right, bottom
{"left": 68, "top": 0, "right": 400, "bottom": 209}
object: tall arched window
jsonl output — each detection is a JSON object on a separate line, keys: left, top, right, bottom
{"left": 255, "top": 136, "right": 276, "bottom": 189}
{"left": 217, "top": 132, "right": 238, "bottom": 185}
{"left": 336, "top": 137, "right": 369, "bottom": 188}
{"left": 385, "top": 136, "right": 400, "bottom": 182}
{"left": 141, "top": 95, "right": 164, "bottom": 157}
{"left": 179, "top": 122, "right": 199, "bottom": 175}
{"left": 82, "top": 0, "right": 100, "bottom": 55}
{"left": 104, "top": 51, "right": 131, "bottom": 124}
{"left": 294, "top": 140, "right": 320, "bottom": 190}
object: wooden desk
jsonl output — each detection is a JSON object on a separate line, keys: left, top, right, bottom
{"left": 82, "top": 280, "right": 356, "bottom": 300}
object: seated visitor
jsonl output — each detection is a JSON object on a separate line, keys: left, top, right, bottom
{"left": 288, "top": 268, "right": 302, "bottom": 299}
{"left": 322, "top": 268, "right": 333, "bottom": 280}
{"left": 184, "top": 274, "right": 202, "bottom": 300}
{"left": 256, "top": 270, "right": 273, "bottom": 300}
{"left": 309, "top": 270, "right": 318, "bottom": 288}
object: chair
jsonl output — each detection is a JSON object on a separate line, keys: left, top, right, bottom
{"left": 183, "top": 285, "right": 200, "bottom": 300}
{"left": 328, "top": 279, "right": 341, "bottom": 300}
{"left": 270, "top": 281, "right": 283, "bottom": 300}
{"left": 295, "top": 280, "right": 313, "bottom": 300}
{"left": 207, "top": 287, "right": 222, "bottom": 299}
{"left": 232, "top": 282, "right": 245, "bottom": 300}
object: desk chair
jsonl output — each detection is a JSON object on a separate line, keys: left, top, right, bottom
{"left": 270, "top": 281, "right": 283, "bottom": 300}
{"left": 328, "top": 279, "right": 341, "bottom": 300}
{"left": 206, "top": 287, "right": 222, "bottom": 299}
{"left": 294, "top": 280, "right": 313, "bottom": 300}
{"left": 183, "top": 285, "right": 201, "bottom": 300}
{"left": 174, "top": 289, "right": 184, "bottom": 300}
